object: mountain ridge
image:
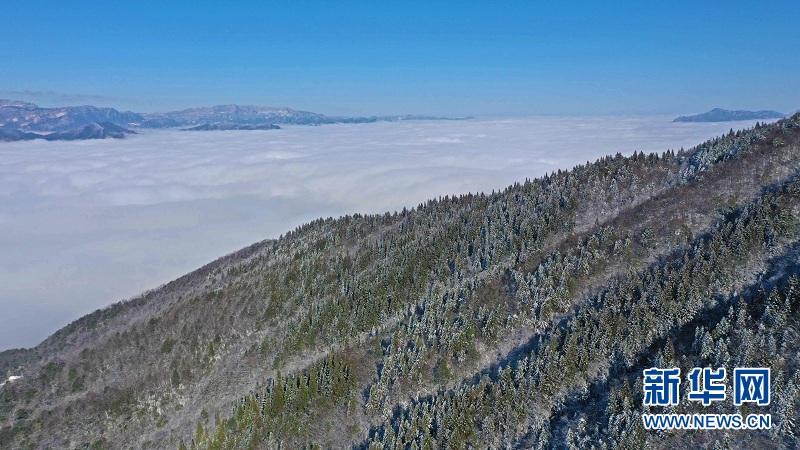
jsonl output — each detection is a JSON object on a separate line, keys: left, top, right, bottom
{"left": 1, "top": 113, "right": 799, "bottom": 449}
{"left": 673, "top": 107, "right": 786, "bottom": 122}
{"left": 0, "top": 122, "right": 135, "bottom": 142}
{"left": 0, "top": 99, "right": 468, "bottom": 134}
{"left": 182, "top": 123, "right": 282, "bottom": 131}
{"left": 0, "top": 99, "right": 144, "bottom": 133}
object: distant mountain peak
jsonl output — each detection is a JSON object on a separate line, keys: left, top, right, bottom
{"left": 0, "top": 101, "right": 144, "bottom": 133}
{"left": 673, "top": 108, "right": 786, "bottom": 122}
{"left": 0, "top": 122, "right": 135, "bottom": 142}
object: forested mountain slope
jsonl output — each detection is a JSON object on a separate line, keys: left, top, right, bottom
{"left": 1, "top": 114, "right": 799, "bottom": 449}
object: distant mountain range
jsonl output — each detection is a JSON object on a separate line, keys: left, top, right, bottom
{"left": 182, "top": 123, "right": 281, "bottom": 131}
{"left": 0, "top": 122, "right": 135, "bottom": 142}
{"left": 142, "top": 105, "right": 470, "bottom": 128}
{"left": 0, "top": 99, "right": 469, "bottom": 138}
{"left": 43, "top": 122, "right": 136, "bottom": 140}
{"left": 0, "top": 129, "right": 41, "bottom": 142}
{"left": 673, "top": 107, "right": 786, "bottom": 122}
{"left": 140, "top": 104, "right": 333, "bottom": 128}
{"left": 0, "top": 99, "right": 144, "bottom": 133}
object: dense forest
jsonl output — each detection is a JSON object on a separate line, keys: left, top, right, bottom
{"left": 1, "top": 113, "right": 799, "bottom": 449}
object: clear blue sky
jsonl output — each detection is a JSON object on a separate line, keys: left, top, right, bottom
{"left": 2, "top": 1, "right": 798, "bottom": 116}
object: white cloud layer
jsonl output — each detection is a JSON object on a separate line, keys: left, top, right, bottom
{"left": 0, "top": 116, "right": 769, "bottom": 349}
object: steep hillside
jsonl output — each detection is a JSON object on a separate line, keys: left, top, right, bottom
{"left": 1, "top": 115, "right": 799, "bottom": 449}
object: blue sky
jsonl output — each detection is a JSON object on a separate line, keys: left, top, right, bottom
{"left": 2, "top": 1, "right": 798, "bottom": 116}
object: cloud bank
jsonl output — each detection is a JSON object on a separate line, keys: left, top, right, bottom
{"left": 0, "top": 116, "right": 769, "bottom": 349}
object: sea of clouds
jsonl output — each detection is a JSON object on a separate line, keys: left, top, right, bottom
{"left": 0, "top": 116, "right": 768, "bottom": 349}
